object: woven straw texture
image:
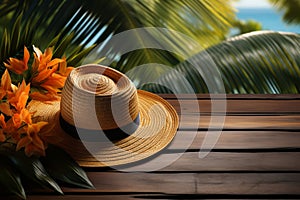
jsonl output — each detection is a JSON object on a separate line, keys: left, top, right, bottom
{"left": 28, "top": 64, "right": 179, "bottom": 167}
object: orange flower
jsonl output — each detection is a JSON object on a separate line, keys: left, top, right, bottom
{"left": 12, "top": 113, "right": 22, "bottom": 129}
{"left": 0, "top": 69, "right": 12, "bottom": 100}
{"left": 57, "top": 57, "right": 73, "bottom": 76}
{"left": 32, "top": 59, "right": 60, "bottom": 83}
{"left": 0, "top": 114, "right": 8, "bottom": 142}
{"left": 4, "top": 46, "right": 30, "bottom": 74}
{"left": 7, "top": 80, "right": 30, "bottom": 111}
{"left": 0, "top": 45, "right": 69, "bottom": 157}
{"left": 20, "top": 108, "right": 32, "bottom": 125}
{"left": 12, "top": 108, "right": 32, "bottom": 129}
{"left": 0, "top": 130, "right": 5, "bottom": 142}
{"left": 33, "top": 45, "right": 53, "bottom": 69}
{"left": 0, "top": 114, "right": 6, "bottom": 129}
{"left": 41, "top": 73, "right": 66, "bottom": 90}
{"left": 0, "top": 102, "right": 13, "bottom": 116}
{"left": 16, "top": 121, "right": 48, "bottom": 156}
{"left": 1, "top": 69, "right": 12, "bottom": 91}
{"left": 2, "top": 118, "right": 18, "bottom": 140}
{"left": 30, "top": 47, "right": 73, "bottom": 101}
{"left": 30, "top": 91, "right": 60, "bottom": 102}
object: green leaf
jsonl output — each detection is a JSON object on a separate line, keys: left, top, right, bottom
{"left": 0, "top": 156, "right": 26, "bottom": 199}
{"left": 143, "top": 31, "right": 300, "bottom": 94}
{"left": 0, "top": 0, "right": 235, "bottom": 74}
{"left": 6, "top": 150, "right": 63, "bottom": 195}
{"left": 269, "top": 0, "right": 300, "bottom": 24}
{"left": 41, "top": 145, "right": 94, "bottom": 189}
{"left": 53, "top": 32, "right": 75, "bottom": 59}
{"left": 11, "top": 13, "right": 22, "bottom": 53}
{"left": 67, "top": 44, "right": 96, "bottom": 67}
{"left": 48, "top": 33, "right": 62, "bottom": 48}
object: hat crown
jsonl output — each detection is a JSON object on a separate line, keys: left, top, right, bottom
{"left": 75, "top": 73, "right": 117, "bottom": 95}
{"left": 60, "top": 65, "right": 139, "bottom": 131}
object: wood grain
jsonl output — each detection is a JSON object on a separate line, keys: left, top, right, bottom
{"left": 179, "top": 115, "right": 300, "bottom": 130}
{"left": 159, "top": 94, "right": 300, "bottom": 100}
{"left": 168, "top": 99, "right": 300, "bottom": 114}
{"left": 4, "top": 95, "right": 300, "bottom": 199}
{"left": 23, "top": 173, "right": 300, "bottom": 196}
{"left": 27, "top": 195, "right": 137, "bottom": 200}
{"left": 115, "top": 152, "right": 300, "bottom": 172}
{"left": 169, "top": 131, "right": 300, "bottom": 149}
{"left": 63, "top": 172, "right": 300, "bottom": 195}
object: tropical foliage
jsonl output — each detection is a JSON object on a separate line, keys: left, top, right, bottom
{"left": 1, "top": 0, "right": 300, "bottom": 198}
{"left": 0, "top": 0, "right": 235, "bottom": 75}
{"left": 269, "top": 0, "right": 300, "bottom": 24}
{"left": 233, "top": 19, "right": 262, "bottom": 35}
{"left": 0, "top": 0, "right": 237, "bottom": 198}
{"left": 0, "top": 45, "right": 93, "bottom": 199}
{"left": 141, "top": 31, "right": 300, "bottom": 94}
{"left": 1, "top": 0, "right": 298, "bottom": 95}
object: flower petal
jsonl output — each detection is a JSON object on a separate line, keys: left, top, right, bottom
{"left": 4, "top": 47, "right": 29, "bottom": 75}
{"left": 20, "top": 108, "right": 32, "bottom": 125}
{"left": 0, "top": 114, "right": 6, "bottom": 129}
{"left": 33, "top": 45, "right": 43, "bottom": 60}
{"left": 23, "top": 46, "right": 30, "bottom": 67}
{"left": 16, "top": 136, "right": 32, "bottom": 151}
{"left": 30, "top": 91, "right": 60, "bottom": 102}
{"left": 12, "top": 113, "right": 22, "bottom": 128}
{"left": 25, "top": 143, "right": 45, "bottom": 157}
{"left": 46, "top": 58, "right": 63, "bottom": 69}
{"left": 0, "top": 130, "right": 6, "bottom": 142}
{"left": 1, "top": 69, "right": 12, "bottom": 91}
{"left": 0, "top": 102, "right": 13, "bottom": 116}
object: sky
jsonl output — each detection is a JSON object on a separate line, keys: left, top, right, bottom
{"left": 234, "top": 0, "right": 272, "bottom": 8}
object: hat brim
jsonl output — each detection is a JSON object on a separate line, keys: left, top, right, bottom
{"left": 28, "top": 90, "right": 178, "bottom": 167}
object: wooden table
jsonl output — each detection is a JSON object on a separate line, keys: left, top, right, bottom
{"left": 25, "top": 95, "right": 300, "bottom": 199}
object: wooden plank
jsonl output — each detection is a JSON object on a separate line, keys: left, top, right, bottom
{"left": 14, "top": 172, "right": 300, "bottom": 199}
{"left": 25, "top": 173, "right": 300, "bottom": 195}
{"left": 179, "top": 115, "right": 300, "bottom": 130}
{"left": 10, "top": 96, "right": 300, "bottom": 199}
{"left": 27, "top": 195, "right": 137, "bottom": 200}
{"left": 118, "top": 152, "right": 300, "bottom": 172}
{"left": 169, "top": 131, "right": 300, "bottom": 150}
{"left": 167, "top": 99, "right": 300, "bottom": 114}
{"left": 25, "top": 195, "right": 300, "bottom": 200}
{"left": 59, "top": 172, "right": 300, "bottom": 195}
{"left": 158, "top": 152, "right": 300, "bottom": 171}
{"left": 159, "top": 94, "right": 300, "bottom": 100}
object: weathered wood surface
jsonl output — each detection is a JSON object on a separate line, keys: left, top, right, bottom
{"left": 14, "top": 95, "right": 300, "bottom": 199}
{"left": 169, "top": 99, "right": 300, "bottom": 114}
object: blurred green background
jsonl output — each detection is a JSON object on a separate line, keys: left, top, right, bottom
{"left": 0, "top": 0, "right": 300, "bottom": 93}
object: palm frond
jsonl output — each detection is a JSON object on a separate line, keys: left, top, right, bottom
{"left": 269, "top": 0, "right": 300, "bottom": 24}
{"left": 138, "top": 31, "right": 300, "bottom": 94}
{"left": 92, "top": 0, "right": 236, "bottom": 71}
{"left": 0, "top": 0, "right": 84, "bottom": 70}
{"left": 0, "top": 0, "right": 236, "bottom": 75}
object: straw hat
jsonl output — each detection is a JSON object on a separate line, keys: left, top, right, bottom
{"left": 28, "top": 64, "right": 178, "bottom": 167}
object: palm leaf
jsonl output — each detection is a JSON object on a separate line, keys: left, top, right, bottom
{"left": 6, "top": 150, "right": 63, "bottom": 195}
{"left": 269, "top": 0, "right": 300, "bottom": 24}
{"left": 0, "top": 0, "right": 85, "bottom": 69}
{"left": 88, "top": 0, "right": 236, "bottom": 71}
{"left": 41, "top": 146, "right": 94, "bottom": 189}
{"left": 0, "top": 157, "right": 25, "bottom": 199}
{"left": 0, "top": 0, "right": 236, "bottom": 73}
{"left": 137, "top": 31, "right": 300, "bottom": 94}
